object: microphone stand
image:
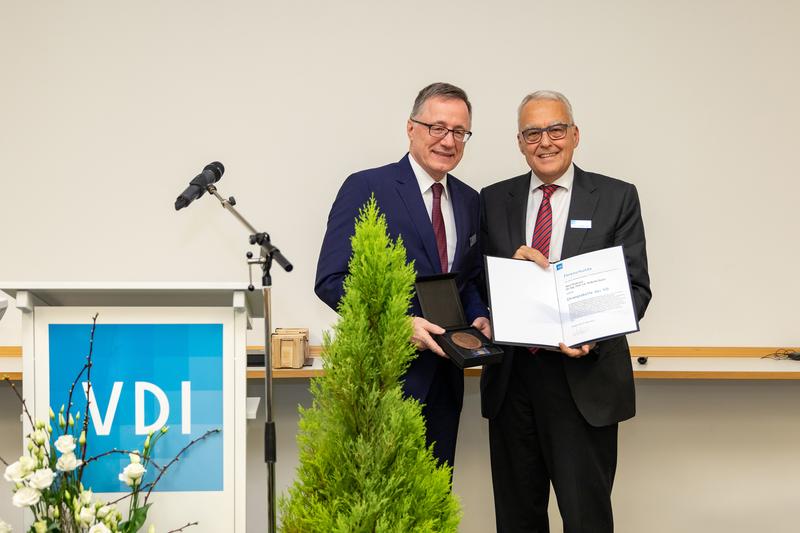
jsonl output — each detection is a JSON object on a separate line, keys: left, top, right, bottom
{"left": 205, "top": 183, "right": 292, "bottom": 533}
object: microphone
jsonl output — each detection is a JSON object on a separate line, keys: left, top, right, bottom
{"left": 174, "top": 161, "right": 225, "bottom": 210}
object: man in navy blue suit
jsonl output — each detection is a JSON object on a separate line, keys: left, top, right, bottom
{"left": 315, "top": 82, "right": 490, "bottom": 469}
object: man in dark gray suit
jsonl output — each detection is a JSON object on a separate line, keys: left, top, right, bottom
{"left": 479, "top": 90, "right": 651, "bottom": 533}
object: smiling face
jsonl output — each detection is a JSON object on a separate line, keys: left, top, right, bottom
{"left": 517, "top": 98, "right": 579, "bottom": 184}
{"left": 407, "top": 96, "right": 471, "bottom": 181}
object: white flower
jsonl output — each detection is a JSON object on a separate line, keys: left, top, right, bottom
{"left": 0, "top": 519, "right": 12, "bottom": 533}
{"left": 54, "top": 434, "right": 76, "bottom": 454}
{"left": 77, "top": 506, "right": 95, "bottom": 525}
{"left": 12, "top": 486, "right": 41, "bottom": 508}
{"left": 118, "top": 462, "right": 146, "bottom": 487}
{"left": 31, "top": 429, "right": 47, "bottom": 446}
{"left": 89, "top": 524, "right": 111, "bottom": 533}
{"left": 80, "top": 489, "right": 93, "bottom": 505}
{"left": 32, "top": 522, "right": 47, "bottom": 533}
{"left": 96, "top": 505, "right": 112, "bottom": 519}
{"left": 28, "top": 468, "right": 54, "bottom": 490}
{"left": 56, "top": 452, "right": 82, "bottom": 472}
{"left": 4, "top": 462, "right": 26, "bottom": 483}
{"left": 4, "top": 455, "right": 37, "bottom": 483}
{"left": 19, "top": 455, "right": 36, "bottom": 472}
{"left": 129, "top": 451, "right": 141, "bottom": 464}
{"left": 148, "top": 525, "right": 156, "bottom": 533}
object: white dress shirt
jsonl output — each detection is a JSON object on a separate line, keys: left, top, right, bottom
{"left": 409, "top": 154, "right": 457, "bottom": 272}
{"left": 525, "top": 165, "right": 575, "bottom": 262}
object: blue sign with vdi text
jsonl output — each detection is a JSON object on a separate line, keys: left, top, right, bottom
{"left": 48, "top": 323, "right": 224, "bottom": 492}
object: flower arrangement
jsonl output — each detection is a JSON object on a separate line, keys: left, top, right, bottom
{"left": 0, "top": 315, "right": 217, "bottom": 532}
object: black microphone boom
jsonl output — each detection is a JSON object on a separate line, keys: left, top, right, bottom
{"left": 174, "top": 161, "right": 225, "bottom": 210}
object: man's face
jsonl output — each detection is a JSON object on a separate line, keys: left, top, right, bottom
{"left": 407, "top": 96, "right": 471, "bottom": 181}
{"left": 517, "top": 99, "right": 580, "bottom": 184}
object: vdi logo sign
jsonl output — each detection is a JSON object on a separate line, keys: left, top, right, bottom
{"left": 49, "top": 323, "right": 223, "bottom": 492}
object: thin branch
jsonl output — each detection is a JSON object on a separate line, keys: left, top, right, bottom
{"left": 107, "top": 490, "right": 136, "bottom": 506}
{"left": 62, "top": 362, "right": 89, "bottom": 436}
{"left": 82, "top": 449, "right": 163, "bottom": 472}
{"left": 0, "top": 455, "right": 8, "bottom": 467}
{"left": 144, "top": 429, "right": 221, "bottom": 504}
{"left": 78, "top": 313, "right": 99, "bottom": 483}
{"left": 167, "top": 522, "right": 198, "bottom": 532}
{"left": 3, "top": 377, "right": 35, "bottom": 429}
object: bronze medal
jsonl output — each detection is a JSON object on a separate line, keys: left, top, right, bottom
{"left": 451, "top": 331, "right": 482, "bottom": 350}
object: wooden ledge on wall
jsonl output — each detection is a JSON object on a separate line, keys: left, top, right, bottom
{"left": 4, "top": 345, "right": 800, "bottom": 381}
{"left": 246, "top": 345, "right": 800, "bottom": 380}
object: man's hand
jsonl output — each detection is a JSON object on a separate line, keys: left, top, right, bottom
{"left": 412, "top": 316, "right": 447, "bottom": 358}
{"left": 558, "top": 342, "right": 596, "bottom": 358}
{"left": 513, "top": 245, "right": 550, "bottom": 269}
{"left": 472, "top": 316, "right": 492, "bottom": 339}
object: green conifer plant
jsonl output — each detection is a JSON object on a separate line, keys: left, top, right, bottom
{"left": 280, "top": 196, "right": 461, "bottom": 532}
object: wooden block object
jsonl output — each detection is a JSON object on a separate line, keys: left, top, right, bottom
{"left": 271, "top": 328, "right": 310, "bottom": 369}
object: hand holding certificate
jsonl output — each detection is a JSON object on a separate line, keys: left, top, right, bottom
{"left": 485, "top": 246, "right": 639, "bottom": 349}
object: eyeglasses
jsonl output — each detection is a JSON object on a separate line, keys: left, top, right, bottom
{"left": 410, "top": 118, "right": 473, "bottom": 143}
{"left": 519, "top": 123, "right": 574, "bottom": 144}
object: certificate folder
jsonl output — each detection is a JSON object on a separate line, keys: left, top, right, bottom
{"left": 415, "top": 274, "right": 504, "bottom": 369}
{"left": 485, "top": 246, "right": 639, "bottom": 349}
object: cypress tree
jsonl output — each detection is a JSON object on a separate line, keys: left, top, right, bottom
{"left": 280, "top": 196, "right": 461, "bottom": 532}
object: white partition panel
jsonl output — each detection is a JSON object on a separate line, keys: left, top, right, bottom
{"left": 3, "top": 284, "right": 255, "bottom": 533}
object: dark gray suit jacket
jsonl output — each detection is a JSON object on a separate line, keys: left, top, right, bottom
{"left": 479, "top": 164, "right": 651, "bottom": 426}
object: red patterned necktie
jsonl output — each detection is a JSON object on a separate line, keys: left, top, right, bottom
{"left": 431, "top": 182, "right": 448, "bottom": 273}
{"left": 531, "top": 184, "right": 560, "bottom": 258}
{"left": 529, "top": 184, "right": 559, "bottom": 354}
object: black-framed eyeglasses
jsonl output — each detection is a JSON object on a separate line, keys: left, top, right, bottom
{"left": 519, "top": 123, "right": 574, "bottom": 144}
{"left": 410, "top": 118, "right": 473, "bottom": 143}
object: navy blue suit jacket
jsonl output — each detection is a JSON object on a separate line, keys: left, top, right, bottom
{"left": 315, "top": 154, "right": 486, "bottom": 404}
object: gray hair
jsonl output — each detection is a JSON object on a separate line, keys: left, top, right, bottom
{"left": 410, "top": 82, "right": 472, "bottom": 118}
{"left": 517, "top": 90, "right": 574, "bottom": 123}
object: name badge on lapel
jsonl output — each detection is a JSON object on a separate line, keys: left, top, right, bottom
{"left": 570, "top": 219, "right": 592, "bottom": 229}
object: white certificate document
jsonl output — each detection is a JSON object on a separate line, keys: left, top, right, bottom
{"left": 486, "top": 246, "right": 639, "bottom": 348}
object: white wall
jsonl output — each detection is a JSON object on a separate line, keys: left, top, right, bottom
{"left": 1, "top": 0, "right": 798, "bottom": 347}
{"left": 253, "top": 378, "right": 800, "bottom": 533}
{"left": 4, "top": 379, "right": 800, "bottom": 532}
{"left": 2, "top": 1, "right": 799, "bottom": 531}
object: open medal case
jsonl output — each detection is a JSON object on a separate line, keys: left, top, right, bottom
{"left": 415, "top": 273, "right": 504, "bottom": 369}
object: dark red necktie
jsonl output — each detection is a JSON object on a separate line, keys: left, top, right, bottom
{"left": 531, "top": 184, "right": 559, "bottom": 258}
{"left": 529, "top": 184, "right": 559, "bottom": 354}
{"left": 431, "top": 182, "right": 448, "bottom": 273}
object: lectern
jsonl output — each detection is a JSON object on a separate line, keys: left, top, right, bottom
{"left": 0, "top": 282, "right": 261, "bottom": 532}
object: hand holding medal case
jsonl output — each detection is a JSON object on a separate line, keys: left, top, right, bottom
{"left": 415, "top": 273, "right": 504, "bottom": 368}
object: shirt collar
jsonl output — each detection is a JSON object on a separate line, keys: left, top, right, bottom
{"left": 409, "top": 153, "right": 449, "bottom": 199}
{"left": 530, "top": 163, "right": 575, "bottom": 194}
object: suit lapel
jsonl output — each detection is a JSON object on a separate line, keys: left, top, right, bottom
{"left": 395, "top": 155, "right": 441, "bottom": 272}
{"left": 505, "top": 173, "right": 531, "bottom": 252}
{"left": 449, "top": 177, "right": 467, "bottom": 273}
{"left": 562, "top": 165, "right": 599, "bottom": 260}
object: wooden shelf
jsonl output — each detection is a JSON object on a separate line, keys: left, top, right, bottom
{"left": 5, "top": 346, "right": 800, "bottom": 381}
{"left": 244, "top": 346, "right": 800, "bottom": 380}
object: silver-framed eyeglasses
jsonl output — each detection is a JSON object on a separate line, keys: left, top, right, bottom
{"left": 519, "top": 123, "right": 574, "bottom": 144}
{"left": 410, "top": 118, "right": 473, "bottom": 143}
